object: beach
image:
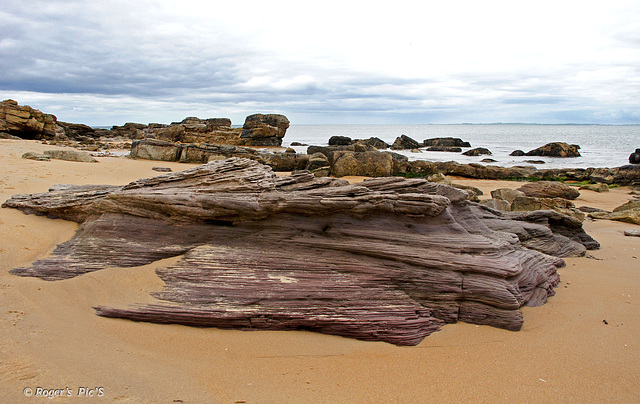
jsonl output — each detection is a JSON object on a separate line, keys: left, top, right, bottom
{"left": 1, "top": 139, "right": 639, "bottom": 402}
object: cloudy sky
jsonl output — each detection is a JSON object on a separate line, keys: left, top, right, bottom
{"left": 2, "top": 0, "right": 639, "bottom": 125}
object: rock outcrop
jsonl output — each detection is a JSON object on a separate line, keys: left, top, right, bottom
{"left": 2, "top": 158, "right": 594, "bottom": 345}
{"left": 240, "top": 114, "right": 290, "bottom": 146}
{"left": 525, "top": 142, "right": 581, "bottom": 158}
{"left": 0, "top": 99, "right": 58, "bottom": 139}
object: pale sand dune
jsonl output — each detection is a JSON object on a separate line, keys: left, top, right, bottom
{"left": 1, "top": 139, "right": 639, "bottom": 402}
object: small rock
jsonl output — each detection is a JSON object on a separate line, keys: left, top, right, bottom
{"left": 21, "top": 152, "right": 50, "bottom": 161}
{"left": 579, "top": 183, "right": 609, "bottom": 193}
{"left": 510, "top": 150, "right": 525, "bottom": 156}
{"left": 426, "top": 146, "right": 462, "bottom": 152}
{"left": 328, "top": 136, "right": 352, "bottom": 146}
{"left": 517, "top": 181, "right": 580, "bottom": 200}
{"left": 524, "top": 160, "right": 545, "bottom": 165}
{"left": 427, "top": 173, "right": 452, "bottom": 185}
{"left": 152, "top": 167, "right": 173, "bottom": 172}
{"left": 462, "top": 147, "right": 492, "bottom": 156}
{"left": 624, "top": 230, "right": 640, "bottom": 237}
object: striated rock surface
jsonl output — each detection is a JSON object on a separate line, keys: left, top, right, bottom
{"left": 0, "top": 99, "right": 58, "bottom": 139}
{"left": 517, "top": 181, "right": 580, "bottom": 200}
{"left": 3, "top": 158, "right": 598, "bottom": 345}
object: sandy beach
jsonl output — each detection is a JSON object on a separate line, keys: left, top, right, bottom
{"left": 1, "top": 139, "right": 639, "bottom": 403}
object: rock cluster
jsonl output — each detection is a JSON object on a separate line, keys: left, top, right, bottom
{"left": 1, "top": 99, "right": 289, "bottom": 147}
{"left": 481, "top": 182, "right": 590, "bottom": 223}
{"left": 2, "top": 158, "right": 597, "bottom": 345}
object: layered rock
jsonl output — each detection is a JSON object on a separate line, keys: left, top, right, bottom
{"left": 1, "top": 158, "right": 593, "bottom": 345}
{"left": 516, "top": 181, "right": 580, "bottom": 200}
{"left": 240, "top": 114, "right": 290, "bottom": 146}
{"left": 0, "top": 99, "right": 58, "bottom": 139}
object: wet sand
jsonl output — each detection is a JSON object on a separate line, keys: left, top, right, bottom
{"left": 1, "top": 139, "right": 638, "bottom": 402}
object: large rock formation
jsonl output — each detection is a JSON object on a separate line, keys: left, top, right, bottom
{"left": 1, "top": 158, "right": 596, "bottom": 345}
{"left": 0, "top": 99, "right": 58, "bottom": 139}
{"left": 240, "top": 114, "right": 290, "bottom": 146}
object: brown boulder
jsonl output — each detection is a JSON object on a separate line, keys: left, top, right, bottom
{"left": 240, "top": 114, "right": 290, "bottom": 146}
{"left": 0, "top": 99, "right": 58, "bottom": 139}
{"left": 525, "top": 142, "right": 581, "bottom": 158}
{"left": 517, "top": 181, "right": 580, "bottom": 200}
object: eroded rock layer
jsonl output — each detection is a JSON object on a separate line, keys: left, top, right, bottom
{"left": 3, "top": 158, "right": 593, "bottom": 345}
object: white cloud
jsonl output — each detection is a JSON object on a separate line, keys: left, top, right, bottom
{"left": 1, "top": 0, "right": 639, "bottom": 124}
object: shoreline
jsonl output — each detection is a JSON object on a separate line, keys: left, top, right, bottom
{"left": 1, "top": 139, "right": 639, "bottom": 402}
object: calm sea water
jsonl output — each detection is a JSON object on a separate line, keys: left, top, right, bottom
{"left": 284, "top": 124, "right": 640, "bottom": 169}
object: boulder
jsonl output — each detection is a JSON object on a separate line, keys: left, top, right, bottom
{"left": 516, "top": 181, "right": 580, "bottom": 200}
{"left": 491, "top": 188, "right": 525, "bottom": 204}
{"left": 629, "top": 149, "right": 640, "bottom": 165}
{"left": 423, "top": 137, "right": 471, "bottom": 147}
{"left": 625, "top": 230, "right": 640, "bottom": 237}
{"left": 328, "top": 136, "right": 352, "bottom": 146}
{"left": 613, "top": 200, "right": 640, "bottom": 212}
{"left": 240, "top": 114, "right": 290, "bottom": 146}
{"left": 463, "top": 147, "right": 492, "bottom": 156}
{"left": 0, "top": 99, "right": 58, "bottom": 139}
{"left": 22, "top": 152, "right": 50, "bottom": 161}
{"left": 510, "top": 150, "right": 525, "bottom": 156}
{"left": 589, "top": 209, "right": 640, "bottom": 225}
{"left": 306, "top": 152, "right": 331, "bottom": 172}
{"left": 427, "top": 173, "right": 452, "bottom": 185}
{"left": 42, "top": 150, "right": 98, "bottom": 163}
{"left": 525, "top": 142, "right": 581, "bottom": 158}
{"left": 511, "top": 196, "right": 585, "bottom": 221}
{"left": 579, "top": 183, "right": 609, "bottom": 193}
{"left": 390, "top": 135, "right": 421, "bottom": 150}
{"left": 131, "top": 139, "right": 182, "bottom": 161}
{"left": 480, "top": 198, "right": 512, "bottom": 211}
{"left": 332, "top": 150, "right": 393, "bottom": 177}
{"left": 4, "top": 158, "right": 594, "bottom": 345}
{"left": 358, "top": 137, "right": 390, "bottom": 149}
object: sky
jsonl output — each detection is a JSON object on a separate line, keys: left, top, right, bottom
{"left": 1, "top": 0, "right": 639, "bottom": 126}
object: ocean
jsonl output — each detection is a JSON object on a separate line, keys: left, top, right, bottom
{"left": 283, "top": 124, "right": 640, "bottom": 169}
